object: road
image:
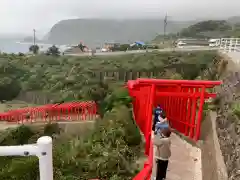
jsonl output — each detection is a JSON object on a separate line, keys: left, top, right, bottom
{"left": 225, "top": 51, "right": 240, "bottom": 64}
{"left": 66, "top": 46, "right": 219, "bottom": 57}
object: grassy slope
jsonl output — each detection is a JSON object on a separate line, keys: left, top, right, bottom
{"left": 0, "top": 50, "right": 220, "bottom": 179}
{"left": 0, "top": 51, "right": 218, "bottom": 103}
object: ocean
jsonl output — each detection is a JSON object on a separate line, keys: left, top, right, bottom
{"left": 0, "top": 39, "right": 53, "bottom": 54}
{"left": 0, "top": 39, "right": 29, "bottom": 53}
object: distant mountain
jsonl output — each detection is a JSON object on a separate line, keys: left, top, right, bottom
{"left": 153, "top": 18, "right": 240, "bottom": 42}
{"left": 227, "top": 16, "right": 240, "bottom": 24}
{"left": 46, "top": 18, "right": 196, "bottom": 47}
{"left": 179, "top": 20, "right": 233, "bottom": 38}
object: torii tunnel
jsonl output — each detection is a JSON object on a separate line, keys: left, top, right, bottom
{"left": 128, "top": 78, "right": 222, "bottom": 180}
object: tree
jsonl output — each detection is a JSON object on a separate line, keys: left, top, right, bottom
{"left": 0, "top": 77, "right": 21, "bottom": 102}
{"left": 88, "top": 82, "right": 109, "bottom": 118}
{"left": 78, "top": 43, "right": 85, "bottom": 52}
{"left": 29, "top": 45, "right": 39, "bottom": 54}
{"left": 46, "top": 45, "right": 60, "bottom": 56}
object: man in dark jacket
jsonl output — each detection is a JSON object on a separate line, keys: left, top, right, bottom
{"left": 152, "top": 105, "right": 163, "bottom": 131}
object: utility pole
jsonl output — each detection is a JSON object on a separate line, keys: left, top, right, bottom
{"left": 163, "top": 14, "right": 168, "bottom": 44}
{"left": 33, "top": 29, "right": 36, "bottom": 45}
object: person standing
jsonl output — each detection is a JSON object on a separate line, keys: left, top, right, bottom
{"left": 154, "top": 113, "right": 169, "bottom": 136}
{"left": 152, "top": 105, "right": 163, "bottom": 132}
{"left": 154, "top": 127, "right": 171, "bottom": 180}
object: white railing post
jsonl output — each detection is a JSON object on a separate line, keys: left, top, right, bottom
{"left": 37, "top": 136, "right": 53, "bottom": 180}
{"left": 0, "top": 136, "right": 53, "bottom": 180}
{"left": 220, "top": 38, "right": 224, "bottom": 51}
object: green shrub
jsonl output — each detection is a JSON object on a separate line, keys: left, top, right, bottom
{"left": 104, "top": 105, "right": 141, "bottom": 147}
{"left": 0, "top": 125, "right": 34, "bottom": 145}
{"left": 232, "top": 103, "right": 240, "bottom": 119}
{"left": 43, "top": 123, "right": 61, "bottom": 137}
{"left": 0, "top": 157, "right": 39, "bottom": 180}
{"left": 0, "top": 104, "right": 141, "bottom": 180}
{"left": 0, "top": 50, "right": 219, "bottom": 179}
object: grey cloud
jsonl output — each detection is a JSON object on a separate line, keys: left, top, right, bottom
{"left": 0, "top": 0, "right": 239, "bottom": 35}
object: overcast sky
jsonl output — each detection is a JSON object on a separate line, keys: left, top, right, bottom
{"left": 0, "top": 0, "right": 239, "bottom": 36}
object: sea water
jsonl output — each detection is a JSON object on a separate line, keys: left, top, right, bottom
{"left": 0, "top": 39, "right": 53, "bottom": 54}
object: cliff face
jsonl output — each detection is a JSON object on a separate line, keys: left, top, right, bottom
{"left": 46, "top": 18, "right": 194, "bottom": 47}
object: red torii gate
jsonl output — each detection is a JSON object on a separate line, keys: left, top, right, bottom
{"left": 0, "top": 101, "right": 97, "bottom": 124}
{"left": 128, "top": 78, "right": 222, "bottom": 180}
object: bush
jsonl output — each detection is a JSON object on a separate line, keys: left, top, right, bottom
{"left": 0, "top": 157, "right": 39, "bottom": 180}
{"left": 0, "top": 78, "right": 21, "bottom": 102}
{"left": 43, "top": 123, "right": 62, "bottom": 137}
{"left": 232, "top": 103, "right": 240, "bottom": 119}
{"left": 83, "top": 105, "right": 141, "bottom": 179}
{"left": 0, "top": 50, "right": 219, "bottom": 179}
{"left": 0, "top": 51, "right": 217, "bottom": 103}
{"left": 103, "top": 105, "right": 141, "bottom": 147}
{"left": 0, "top": 104, "right": 141, "bottom": 180}
{"left": 0, "top": 125, "right": 34, "bottom": 145}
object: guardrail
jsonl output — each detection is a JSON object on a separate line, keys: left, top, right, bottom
{"left": 220, "top": 38, "right": 240, "bottom": 53}
{"left": 0, "top": 136, "right": 53, "bottom": 180}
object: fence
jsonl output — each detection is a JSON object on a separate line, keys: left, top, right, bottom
{"left": 128, "top": 78, "right": 221, "bottom": 179}
{"left": 16, "top": 91, "right": 57, "bottom": 105}
{"left": 219, "top": 38, "right": 240, "bottom": 53}
{"left": 0, "top": 101, "right": 97, "bottom": 123}
{"left": 0, "top": 136, "right": 53, "bottom": 180}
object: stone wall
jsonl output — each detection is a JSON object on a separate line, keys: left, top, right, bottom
{"left": 214, "top": 54, "right": 240, "bottom": 179}
{"left": 200, "top": 111, "right": 228, "bottom": 180}
{"left": 215, "top": 70, "right": 240, "bottom": 180}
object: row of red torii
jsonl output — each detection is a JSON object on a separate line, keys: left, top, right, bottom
{"left": 0, "top": 101, "right": 97, "bottom": 123}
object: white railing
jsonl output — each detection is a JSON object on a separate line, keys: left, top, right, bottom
{"left": 219, "top": 38, "right": 240, "bottom": 64}
{"left": 0, "top": 136, "right": 53, "bottom": 180}
{"left": 219, "top": 38, "right": 240, "bottom": 53}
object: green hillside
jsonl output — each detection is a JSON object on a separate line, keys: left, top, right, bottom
{"left": 0, "top": 50, "right": 224, "bottom": 179}
{"left": 153, "top": 19, "right": 240, "bottom": 42}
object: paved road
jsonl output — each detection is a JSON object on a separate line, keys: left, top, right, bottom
{"left": 225, "top": 51, "right": 240, "bottom": 64}
{"left": 66, "top": 47, "right": 219, "bottom": 57}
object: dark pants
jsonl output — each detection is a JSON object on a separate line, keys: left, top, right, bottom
{"left": 152, "top": 118, "right": 157, "bottom": 131}
{"left": 156, "top": 159, "right": 169, "bottom": 180}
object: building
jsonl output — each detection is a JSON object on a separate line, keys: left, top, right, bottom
{"left": 104, "top": 42, "right": 121, "bottom": 50}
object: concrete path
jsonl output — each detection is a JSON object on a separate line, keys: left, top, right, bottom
{"left": 225, "top": 51, "right": 240, "bottom": 64}
{"left": 168, "top": 133, "right": 201, "bottom": 180}
{"left": 152, "top": 133, "right": 202, "bottom": 180}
